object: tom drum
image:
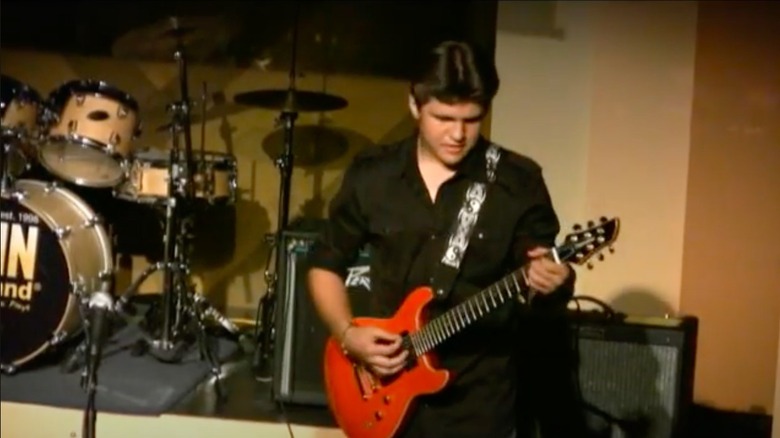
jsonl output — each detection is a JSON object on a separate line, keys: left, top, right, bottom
{"left": 41, "top": 79, "right": 141, "bottom": 188}
{"left": 117, "top": 148, "right": 237, "bottom": 205}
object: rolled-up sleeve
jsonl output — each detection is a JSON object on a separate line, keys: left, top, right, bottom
{"left": 308, "top": 160, "right": 370, "bottom": 280}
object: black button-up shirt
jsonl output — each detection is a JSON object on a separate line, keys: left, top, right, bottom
{"left": 309, "top": 134, "right": 574, "bottom": 437}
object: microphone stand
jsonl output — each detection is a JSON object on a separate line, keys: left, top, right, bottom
{"left": 80, "top": 290, "right": 113, "bottom": 438}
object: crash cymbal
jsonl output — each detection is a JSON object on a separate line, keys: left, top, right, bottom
{"left": 112, "top": 16, "right": 236, "bottom": 62}
{"left": 233, "top": 89, "right": 348, "bottom": 113}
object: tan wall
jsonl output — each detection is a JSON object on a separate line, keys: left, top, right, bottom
{"left": 0, "top": 49, "right": 412, "bottom": 317}
{"left": 494, "top": 0, "right": 780, "bottom": 413}
{"left": 681, "top": 1, "right": 780, "bottom": 414}
{"left": 494, "top": 1, "right": 697, "bottom": 312}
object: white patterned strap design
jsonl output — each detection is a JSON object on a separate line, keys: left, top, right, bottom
{"left": 440, "top": 144, "right": 502, "bottom": 270}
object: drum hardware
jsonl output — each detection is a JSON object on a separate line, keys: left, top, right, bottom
{"left": 233, "top": 4, "right": 349, "bottom": 381}
{"left": 0, "top": 75, "right": 44, "bottom": 193}
{"left": 103, "top": 18, "right": 233, "bottom": 397}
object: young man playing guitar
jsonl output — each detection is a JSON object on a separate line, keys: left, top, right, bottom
{"left": 307, "top": 40, "right": 577, "bottom": 438}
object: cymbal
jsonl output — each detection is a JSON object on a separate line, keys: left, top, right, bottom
{"left": 233, "top": 89, "right": 348, "bottom": 113}
{"left": 112, "top": 16, "right": 235, "bottom": 62}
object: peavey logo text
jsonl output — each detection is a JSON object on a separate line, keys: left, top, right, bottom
{"left": 1, "top": 210, "right": 43, "bottom": 312}
{"left": 345, "top": 265, "right": 371, "bottom": 291}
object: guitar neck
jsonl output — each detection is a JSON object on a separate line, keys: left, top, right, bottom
{"left": 410, "top": 265, "right": 529, "bottom": 356}
{"left": 406, "top": 216, "right": 619, "bottom": 357}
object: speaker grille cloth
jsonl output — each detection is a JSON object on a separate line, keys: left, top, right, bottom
{"left": 579, "top": 339, "right": 679, "bottom": 438}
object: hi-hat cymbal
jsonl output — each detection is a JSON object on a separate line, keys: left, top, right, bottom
{"left": 112, "top": 16, "right": 236, "bottom": 62}
{"left": 233, "top": 89, "right": 348, "bottom": 113}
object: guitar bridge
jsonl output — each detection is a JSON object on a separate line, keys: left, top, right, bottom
{"left": 353, "top": 362, "right": 377, "bottom": 399}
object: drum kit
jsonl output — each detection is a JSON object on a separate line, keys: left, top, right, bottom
{"left": 0, "top": 13, "right": 349, "bottom": 390}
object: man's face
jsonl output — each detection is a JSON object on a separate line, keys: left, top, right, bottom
{"left": 410, "top": 96, "right": 484, "bottom": 168}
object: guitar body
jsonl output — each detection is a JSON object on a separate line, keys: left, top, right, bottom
{"left": 323, "top": 286, "right": 450, "bottom": 438}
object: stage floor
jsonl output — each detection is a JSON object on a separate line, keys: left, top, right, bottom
{"left": 1, "top": 338, "right": 345, "bottom": 438}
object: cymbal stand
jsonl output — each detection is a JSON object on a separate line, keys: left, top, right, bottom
{"left": 252, "top": 4, "right": 301, "bottom": 381}
{"left": 112, "top": 20, "right": 227, "bottom": 397}
{"left": 253, "top": 106, "right": 297, "bottom": 380}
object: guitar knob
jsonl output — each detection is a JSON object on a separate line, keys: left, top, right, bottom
{"left": 375, "top": 411, "right": 384, "bottom": 420}
{"left": 383, "top": 395, "right": 391, "bottom": 404}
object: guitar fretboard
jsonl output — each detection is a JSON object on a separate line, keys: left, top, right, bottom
{"left": 401, "top": 217, "right": 617, "bottom": 358}
{"left": 407, "top": 269, "right": 526, "bottom": 356}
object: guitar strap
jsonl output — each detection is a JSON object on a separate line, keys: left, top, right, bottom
{"left": 431, "top": 143, "right": 502, "bottom": 301}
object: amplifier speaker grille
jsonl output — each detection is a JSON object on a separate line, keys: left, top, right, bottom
{"left": 574, "top": 313, "right": 698, "bottom": 438}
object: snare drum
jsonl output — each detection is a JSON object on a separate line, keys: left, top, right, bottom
{"left": 0, "top": 179, "right": 114, "bottom": 371}
{"left": 117, "top": 149, "right": 237, "bottom": 205}
{"left": 1, "top": 75, "right": 44, "bottom": 176}
{"left": 41, "top": 80, "right": 141, "bottom": 188}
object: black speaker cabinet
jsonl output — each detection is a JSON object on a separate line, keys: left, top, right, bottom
{"left": 273, "top": 231, "right": 373, "bottom": 406}
{"left": 572, "top": 311, "right": 699, "bottom": 438}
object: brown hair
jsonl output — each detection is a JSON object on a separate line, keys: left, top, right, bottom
{"left": 410, "top": 40, "right": 500, "bottom": 111}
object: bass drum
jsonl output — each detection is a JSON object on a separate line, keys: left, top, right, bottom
{"left": 0, "top": 179, "right": 114, "bottom": 371}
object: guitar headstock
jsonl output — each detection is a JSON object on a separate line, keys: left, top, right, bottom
{"left": 557, "top": 216, "right": 620, "bottom": 269}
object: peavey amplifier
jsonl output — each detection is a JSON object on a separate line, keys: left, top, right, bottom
{"left": 273, "top": 230, "right": 374, "bottom": 406}
{"left": 572, "top": 311, "right": 699, "bottom": 438}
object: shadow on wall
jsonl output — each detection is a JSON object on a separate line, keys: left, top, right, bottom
{"left": 610, "top": 287, "right": 677, "bottom": 317}
{"left": 196, "top": 122, "right": 379, "bottom": 311}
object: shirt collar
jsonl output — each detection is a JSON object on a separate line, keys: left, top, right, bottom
{"left": 397, "top": 133, "right": 494, "bottom": 184}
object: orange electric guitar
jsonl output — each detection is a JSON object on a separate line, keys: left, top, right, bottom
{"left": 323, "top": 216, "right": 620, "bottom": 438}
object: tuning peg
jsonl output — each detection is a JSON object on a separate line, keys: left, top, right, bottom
{"left": 609, "top": 246, "right": 615, "bottom": 254}
{"left": 573, "top": 223, "right": 582, "bottom": 231}
{"left": 598, "top": 253, "right": 605, "bottom": 261}
{"left": 587, "top": 262, "right": 594, "bottom": 270}
{"left": 587, "top": 220, "right": 595, "bottom": 228}
{"left": 600, "top": 216, "right": 608, "bottom": 223}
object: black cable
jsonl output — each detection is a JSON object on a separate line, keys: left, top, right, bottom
{"left": 82, "top": 386, "right": 97, "bottom": 438}
{"left": 276, "top": 400, "right": 296, "bottom": 438}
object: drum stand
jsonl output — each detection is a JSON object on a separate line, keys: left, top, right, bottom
{"left": 112, "top": 25, "right": 234, "bottom": 398}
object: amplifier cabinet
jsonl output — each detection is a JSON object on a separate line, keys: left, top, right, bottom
{"left": 573, "top": 312, "right": 699, "bottom": 438}
{"left": 273, "top": 231, "right": 373, "bottom": 406}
